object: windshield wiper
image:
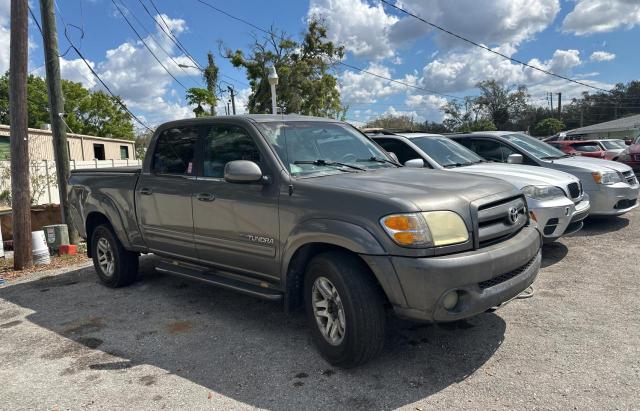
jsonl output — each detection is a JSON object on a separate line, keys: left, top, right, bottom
{"left": 355, "top": 156, "right": 400, "bottom": 166}
{"left": 443, "top": 162, "right": 474, "bottom": 168}
{"left": 293, "top": 159, "right": 366, "bottom": 171}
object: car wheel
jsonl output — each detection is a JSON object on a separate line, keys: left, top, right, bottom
{"left": 304, "top": 251, "right": 386, "bottom": 368}
{"left": 91, "top": 224, "right": 138, "bottom": 288}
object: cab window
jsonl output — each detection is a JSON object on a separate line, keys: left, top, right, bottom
{"left": 202, "top": 124, "right": 261, "bottom": 178}
{"left": 470, "top": 139, "right": 516, "bottom": 162}
{"left": 152, "top": 126, "right": 200, "bottom": 175}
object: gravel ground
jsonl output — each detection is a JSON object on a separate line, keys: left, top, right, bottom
{"left": 0, "top": 209, "right": 638, "bottom": 410}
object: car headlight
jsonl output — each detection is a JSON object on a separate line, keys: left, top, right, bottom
{"left": 592, "top": 171, "right": 622, "bottom": 185}
{"left": 521, "top": 185, "right": 566, "bottom": 200}
{"left": 380, "top": 211, "right": 469, "bottom": 248}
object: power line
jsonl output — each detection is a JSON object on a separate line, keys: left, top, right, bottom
{"left": 194, "top": 0, "right": 458, "bottom": 100}
{"left": 379, "top": 0, "right": 612, "bottom": 94}
{"left": 117, "top": 0, "right": 202, "bottom": 87}
{"left": 111, "top": 0, "right": 188, "bottom": 90}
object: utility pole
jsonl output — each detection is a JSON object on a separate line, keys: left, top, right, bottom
{"left": 556, "top": 92, "right": 562, "bottom": 117}
{"left": 228, "top": 86, "right": 236, "bottom": 115}
{"left": 549, "top": 92, "right": 554, "bottom": 116}
{"left": 39, "top": 0, "right": 78, "bottom": 244}
{"left": 9, "top": 0, "right": 33, "bottom": 270}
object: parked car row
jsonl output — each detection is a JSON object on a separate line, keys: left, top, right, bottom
{"left": 67, "top": 115, "right": 639, "bottom": 368}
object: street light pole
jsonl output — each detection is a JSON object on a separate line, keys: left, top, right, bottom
{"left": 268, "top": 66, "right": 278, "bottom": 115}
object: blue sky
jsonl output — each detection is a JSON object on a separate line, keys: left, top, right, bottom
{"left": 2, "top": 0, "right": 639, "bottom": 130}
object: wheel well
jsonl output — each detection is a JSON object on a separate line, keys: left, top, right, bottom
{"left": 284, "top": 243, "right": 389, "bottom": 312}
{"left": 85, "top": 212, "right": 111, "bottom": 258}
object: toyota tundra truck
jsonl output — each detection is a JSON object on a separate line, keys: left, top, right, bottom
{"left": 68, "top": 115, "right": 542, "bottom": 368}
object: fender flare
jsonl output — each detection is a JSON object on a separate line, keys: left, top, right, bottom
{"left": 84, "top": 193, "right": 132, "bottom": 250}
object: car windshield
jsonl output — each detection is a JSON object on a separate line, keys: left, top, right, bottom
{"left": 502, "top": 133, "right": 566, "bottom": 159}
{"left": 572, "top": 143, "right": 600, "bottom": 152}
{"left": 257, "top": 121, "right": 396, "bottom": 177}
{"left": 600, "top": 140, "right": 626, "bottom": 150}
{"left": 409, "top": 136, "right": 484, "bottom": 167}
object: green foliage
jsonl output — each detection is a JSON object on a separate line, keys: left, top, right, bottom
{"left": 0, "top": 72, "right": 134, "bottom": 139}
{"left": 474, "top": 80, "right": 529, "bottom": 130}
{"left": 534, "top": 117, "right": 565, "bottom": 136}
{"left": 203, "top": 52, "right": 219, "bottom": 115}
{"left": 185, "top": 87, "right": 216, "bottom": 117}
{"left": 364, "top": 114, "right": 421, "bottom": 131}
{"left": 224, "top": 19, "right": 345, "bottom": 118}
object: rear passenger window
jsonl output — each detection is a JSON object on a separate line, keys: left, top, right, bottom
{"left": 203, "top": 124, "right": 261, "bottom": 178}
{"left": 152, "top": 126, "right": 200, "bottom": 175}
{"left": 472, "top": 139, "right": 517, "bottom": 162}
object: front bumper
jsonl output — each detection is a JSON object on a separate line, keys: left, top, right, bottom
{"left": 528, "top": 195, "right": 590, "bottom": 240}
{"left": 586, "top": 182, "right": 639, "bottom": 216}
{"left": 379, "top": 225, "right": 541, "bottom": 322}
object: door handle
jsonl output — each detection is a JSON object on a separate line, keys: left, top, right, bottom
{"left": 140, "top": 187, "right": 153, "bottom": 195}
{"left": 196, "top": 192, "right": 215, "bottom": 202}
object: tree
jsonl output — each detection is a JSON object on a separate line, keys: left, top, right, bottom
{"left": 185, "top": 87, "right": 216, "bottom": 117}
{"left": 534, "top": 117, "right": 564, "bottom": 136}
{"left": 365, "top": 114, "right": 420, "bottom": 130}
{"left": 134, "top": 130, "right": 153, "bottom": 159}
{"left": 203, "top": 52, "right": 219, "bottom": 115}
{"left": 224, "top": 19, "right": 345, "bottom": 118}
{"left": 0, "top": 73, "right": 135, "bottom": 139}
{"left": 475, "top": 80, "right": 529, "bottom": 130}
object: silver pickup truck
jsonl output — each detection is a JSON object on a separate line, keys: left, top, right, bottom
{"left": 68, "top": 115, "right": 541, "bottom": 367}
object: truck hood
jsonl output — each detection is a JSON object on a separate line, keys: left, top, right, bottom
{"left": 450, "top": 163, "right": 578, "bottom": 189}
{"left": 302, "top": 168, "right": 518, "bottom": 211}
{"left": 543, "top": 156, "right": 633, "bottom": 173}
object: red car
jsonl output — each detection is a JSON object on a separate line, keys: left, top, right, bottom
{"left": 617, "top": 136, "right": 640, "bottom": 175}
{"left": 548, "top": 140, "right": 607, "bottom": 159}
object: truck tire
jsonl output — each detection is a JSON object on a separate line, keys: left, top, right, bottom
{"left": 304, "top": 251, "right": 386, "bottom": 368}
{"left": 91, "top": 224, "right": 138, "bottom": 288}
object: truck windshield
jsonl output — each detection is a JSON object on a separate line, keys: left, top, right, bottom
{"left": 503, "top": 133, "right": 567, "bottom": 160}
{"left": 410, "top": 136, "right": 484, "bottom": 167}
{"left": 257, "top": 121, "right": 396, "bottom": 177}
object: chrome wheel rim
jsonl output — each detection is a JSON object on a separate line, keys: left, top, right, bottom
{"left": 96, "top": 237, "right": 114, "bottom": 277}
{"left": 312, "top": 277, "right": 346, "bottom": 346}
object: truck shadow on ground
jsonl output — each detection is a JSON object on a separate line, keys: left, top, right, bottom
{"left": 576, "top": 216, "right": 630, "bottom": 237}
{"left": 541, "top": 242, "right": 568, "bottom": 268}
{"left": 0, "top": 257, "right": 507, "bottom": 409}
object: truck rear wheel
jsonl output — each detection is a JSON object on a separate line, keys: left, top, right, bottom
{"left": 304, "top": 251, "right": 386, "bottom": 368}
{"left": 91, "top": 224, "right": 138, "bottom": 288}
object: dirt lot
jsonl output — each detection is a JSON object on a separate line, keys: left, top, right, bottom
{"left": 0, "top": 210, "right": 638, "bottom": 410}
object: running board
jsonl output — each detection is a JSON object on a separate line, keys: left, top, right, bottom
{"left": 156, "top": 260, "right": 283, "bottom": 302}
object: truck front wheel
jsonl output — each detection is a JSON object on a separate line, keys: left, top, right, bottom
{"left": 91, "top": 224, "right": 138, "bottom": 288}
{"left": 304, "top": 251, "right": 386, "bottom": 368}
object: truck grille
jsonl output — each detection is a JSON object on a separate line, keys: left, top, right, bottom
{"left": 622, "top": 170, "right": 638, "bottom": 186}
{"left": 567, "top": 182, "right": 582, "bottom": 199}
{"left": 474, "top": 195, "right": 527, "bottom": 249}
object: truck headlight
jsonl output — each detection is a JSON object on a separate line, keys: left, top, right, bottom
{"left": 592, "top": 171, "right": 622, "bottom": 185}
{"left": 521, "top": 185, "right": 566, "bottom": 200}
{"left": 380, "top": 211, "right": 469, "bottom": 248}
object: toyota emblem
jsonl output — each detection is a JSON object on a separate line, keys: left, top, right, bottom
{"left": 508, "top": 207, "right": 519, "bottom": 224}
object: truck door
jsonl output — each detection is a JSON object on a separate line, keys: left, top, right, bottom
{"left": 192, "top": 122, "right": 280, "bottom": 281}
{"left": 136, "top": 125, "right": 201, "bottom": 260}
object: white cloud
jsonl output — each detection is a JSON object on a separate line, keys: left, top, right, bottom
{"left": 399, "top": 0, "right": 560, "bottom": 49}
{"left": 382, "top": 106, "right": 425, "bottom": 123}
{"left": 419, "top": 47, "right": 582, "bottom": 93}
{"left": 563, "top": 0, "right": 640, "bottom": 35}
{"left": 339, "top": 63, "right": 405, "bottom": 104}
{"left": 309, "top": 0, "right": 560, "bottom": 62}
{"left": 404, "top": 94, "right": 447, "bottom": 121}
{"left": 216, "top": 87, "right": 251, "bottom": 115}
{"left": 308, "top": 0, "right": 398, "bottom": 60}
{"left": 590, "top": 50, "right": 616, "bottom": 62}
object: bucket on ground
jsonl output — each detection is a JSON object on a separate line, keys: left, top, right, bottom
{"left": 32, "top": 230, "right": 51, "bottom": 265}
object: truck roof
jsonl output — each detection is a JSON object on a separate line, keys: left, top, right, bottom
{"left": 158, "top": 114, "right": 341, "bottom": 129}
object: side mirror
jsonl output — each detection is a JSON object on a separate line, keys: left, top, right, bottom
{"left": 625, "top": 140, "right": 632, "bottom": 146}
{"left": 404, "top": 158, "right": 425, "bottom": 168}
{"left": 224, "top": 160, "right": 263, "bottom": 183}
{"left": 388, "top": 152, "right": 399, "bottom": 163}
{"left": 507, "top": 154, "right": 524, "bottom": 164}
